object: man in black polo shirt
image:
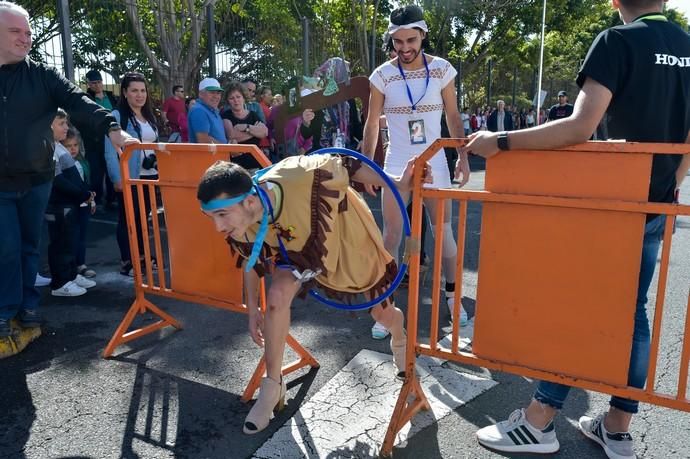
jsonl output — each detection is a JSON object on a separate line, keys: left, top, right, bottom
{"left": 465, "top": 1, "right": 690, "bottom": 458}
{"left": 547, "top": 90, "right": 574, "bottom": 121}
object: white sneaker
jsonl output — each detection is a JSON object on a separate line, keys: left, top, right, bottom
{"left": 447, "top": 296, "right": 469, "bottom": 326}
{"left": 35, "top": 273, "right": 51, "bottom": 287}
{"left": 371, "top": 321, "right": 390, "bottom": 340}
{"left": 579, "top": 414, "right": 635, "bottom": 459}
{"left": 476, "top": 408, "right": 559, "bottom": 454}
{"left": 52, "top": 281, "right": 87, "bottom": 297}
{"left": 74, "top": 274, "right": 96, "bottom": 289}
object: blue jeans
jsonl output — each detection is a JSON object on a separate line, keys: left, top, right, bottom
{"left": 534, "top": 215, "right": 666, "bottom": 414}
{"left": 0, "top": 181, "right": 53, "bottom": 320}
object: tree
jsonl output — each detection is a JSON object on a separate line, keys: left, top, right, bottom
{"left": 69, "top": 0, "right": 149, "bottom": 84}
{"left": 124, "top": 0, "right": 212, "bottom": 94}
{"left": 24, "top": 0, "right": 62, "bottom": 64}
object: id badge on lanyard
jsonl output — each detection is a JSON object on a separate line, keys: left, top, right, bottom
{"left": 408, "top": 119, "right": 426, "bottom": 145}
{"left": 398, "top": 53, "right": 430, "bottom": 146}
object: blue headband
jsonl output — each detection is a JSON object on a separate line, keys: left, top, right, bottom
{"left": 200, "top": 189, "right": 255, "bottom": 212}
{"left": 200, "top": 166, "right": 275, "bottom": 272}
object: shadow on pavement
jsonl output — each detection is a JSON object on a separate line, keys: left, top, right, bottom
{"left": 117, "top": 360, "right": 319, "bottom": 459}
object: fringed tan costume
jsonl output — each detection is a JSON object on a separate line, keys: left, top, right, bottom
{"left": 228, "top": 154, "right": 397, "bottom": 305}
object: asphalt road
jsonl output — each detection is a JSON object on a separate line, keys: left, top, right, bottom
{"left": 1, "top": 155, "right": 689, "bottom": 459}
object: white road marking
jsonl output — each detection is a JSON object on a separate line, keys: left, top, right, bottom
{"left": 253, "top": 343, "right": 496, "bottom": 458}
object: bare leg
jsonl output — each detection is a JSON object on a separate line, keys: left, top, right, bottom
{"left": 371, "top": 300, "right": 407, "bottom": 376}
{"left": 243, "top": 269, "right": 301, "bottom": 435}
{"left": 371, "top": 302, "right": 404, "bottom": 342}
{"left": 382, "top": 186, "right": 411, "bottom": 263}
{"left": 373, "top": 187, "right": 410, "bottom": 336}
{"left": 525, "top": 399, "right": 558, "bottom": 429}
{"left": 423, "top": 196, "right": 457, "bottom": 283}
{"left": 604, "top": 407, "right": 633, "bottom": 432}
{"left": 264, "top": 269, "right": 301, "bottom": 381}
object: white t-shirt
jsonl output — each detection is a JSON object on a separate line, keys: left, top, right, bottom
{"left": 138, "top": 119, "right": 158, "bottom": 177}
{"left": 461, "top": 112, "right": 470, "bottom": 130}
{"left": 369, "top": 55, "right": 457, "bottom": 188}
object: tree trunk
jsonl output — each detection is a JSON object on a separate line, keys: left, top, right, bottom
{"left": 125, "top": 0, "right": 213, "bottom": 94}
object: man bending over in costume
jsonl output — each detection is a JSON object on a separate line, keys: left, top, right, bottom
{"left": 197, "top": 153, "right": 431, "bottom": 435}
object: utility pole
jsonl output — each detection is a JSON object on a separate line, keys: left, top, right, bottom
{"left": 302, "top": 17, "right": 310, "bottom": 76}
{"left": 512, "top": 66, "right": 517, "bottom": 107}
{"left": 57, "top": 0, "right": 74, "bottom": 81}
{"left": 536, "top": 0, "right": 547, "bottom": 124}
{"left": 487, "top": 58, "right": 493, "bottom": 107}
{"left": 207, "top": 4, "right": 216, "bottom": 77}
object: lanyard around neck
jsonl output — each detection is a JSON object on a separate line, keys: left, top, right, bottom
{"left": 397, "top": 53, "right": 430, "bottom": 113}
{"left": 633, "top": 13, "right": 667, "bottom": 23}
{"left": 241, "top": 166, "right": 275, "bottom": 272}
{"left": 255, "top": 184, "right": 293, "bottom": 269}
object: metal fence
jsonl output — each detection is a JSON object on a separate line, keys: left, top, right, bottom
{"left": 28, "top": 0, "right": 387, "bottom": 94}
{"left": 27, "top": 0, "right": 569, "bottom": 113}
{"left": 461, "top": 58, "right": 579, "bottom": 115}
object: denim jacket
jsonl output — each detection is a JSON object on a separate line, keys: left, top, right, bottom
{"left": 104, "top": 110, "right": 157, "bottom": 186}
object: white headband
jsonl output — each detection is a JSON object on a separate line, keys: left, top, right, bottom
{"left": 387, "top": 20, "right": 428, "bottom": 36}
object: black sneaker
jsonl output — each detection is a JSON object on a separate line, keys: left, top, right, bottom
{"left": 120, "top": 260, "right": 134, "bottom": 277}
{"left": 17, "top": 310, "right": 43, "bottom": 328}
{"left": 0, "top": 318, "right": 11, "bottom": 337}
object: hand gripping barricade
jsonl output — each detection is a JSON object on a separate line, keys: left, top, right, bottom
{"left": 103, "top": 143, "right": 318, "bottom": 402}
{"left": 381, "top": 139, "right": 690, "bottom": 456}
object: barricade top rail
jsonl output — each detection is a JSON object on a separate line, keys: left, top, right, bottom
{"left": 415, "top": 138, "right": 690, "bottom": 164}
{"left": 119, "top": 143, "right": 266, "bottom": 164}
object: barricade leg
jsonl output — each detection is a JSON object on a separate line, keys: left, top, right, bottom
{"left": 381, "top": 374, "right": 431, "bottom": 457}
{"left": 103, "top": 296, "right": 182, "bottom": 358}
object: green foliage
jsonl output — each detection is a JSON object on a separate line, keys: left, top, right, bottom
{"left": 666, "top": 7, "right": 690, "bottom": 30}
{"left": 69, "top": 0, "right": 147, "bottom": 82}
{"left": 27, "top": 0, "right": 688, "bottom": 109}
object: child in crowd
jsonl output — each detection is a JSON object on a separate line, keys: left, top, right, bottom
{"left": 61, "top": 128, "right": 97, "bottom": 278}
{"left": 46, "top": 109, "right": 97, "bottom": 297}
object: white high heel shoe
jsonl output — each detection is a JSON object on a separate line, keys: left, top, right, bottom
{"left": 243, "top": 376, "right": 286, "bottom": 434}
{"left": 390, "top": 332, "right": 407, "bottom": 379}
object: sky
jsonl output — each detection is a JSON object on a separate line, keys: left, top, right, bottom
{"left": 667, "top": 0, "right": 690, "bottom": 22}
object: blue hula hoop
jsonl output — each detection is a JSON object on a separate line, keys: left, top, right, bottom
{"left": 305, "top": 147, "right": 410, "bottom": 311}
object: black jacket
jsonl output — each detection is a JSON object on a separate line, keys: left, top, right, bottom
{"left": 86, "top": 88, "right": 118, "bottom": 108}
{"left": 487, "top": 110, "right": 514, "bottom": 132}
{"left": 0, "top": 59, "right": 116, "bottom": 191}
{"left": 83, "top": 89, "right": 118, "bottom": 158}
{"left": 49, "top": 148, "right": 91, "bottom": 207}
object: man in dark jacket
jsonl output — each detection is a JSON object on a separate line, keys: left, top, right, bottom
{"left": 84, "top": 69, "right": 118, "bottom": 207}
{"left": 547, "top": 90, "right": 575, "bottom": 122}
{"left": 0, "top": 1, "right": 137, "bottom": 337}
{"left": 487, "top": 99, "right": 514, "bottom": 132}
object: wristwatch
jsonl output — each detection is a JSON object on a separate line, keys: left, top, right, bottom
{"left": 108, "top": 122, "right": 122, "bottom": 133}
{"left": 497, "top": 131, "right": 510, "bottom": 150}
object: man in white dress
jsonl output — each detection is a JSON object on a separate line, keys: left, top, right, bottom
{"left": 361, "top": 4, "right": 471, "bottom": 328}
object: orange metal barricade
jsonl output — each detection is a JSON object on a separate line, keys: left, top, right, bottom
{"left": 103, "top": 143, "right": 318, "bottom": 402}
{"left": 382, "top": 140, "right": 690, "bottom": 456}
